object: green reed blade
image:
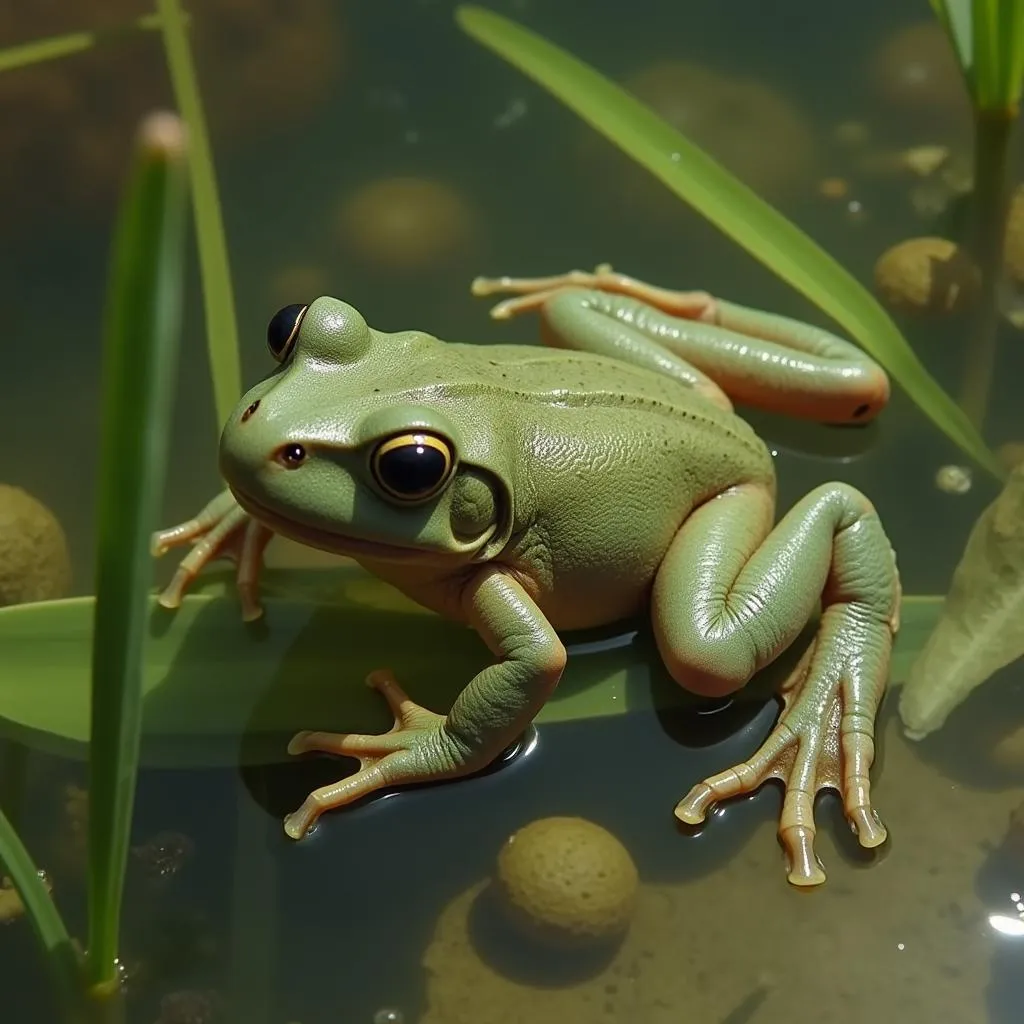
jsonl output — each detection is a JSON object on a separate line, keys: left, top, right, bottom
{"left": 0, "top": 12, "right": 171, "bottom": 74}
{"left": 932, "top": 0, "right": 1024, "bottom": 110}
{"left": 993, "top": 0, "right": 1024, "bottom": 108}
{"left": 456, "top": 6, "right": 1004, "bottom": 480}
{"left": 929, "top": 0, "right": 976, "bottom": 90}
{"left": 157, "top": 0, "right": 242, "bottom": 428}
{"left": 0, "top": 808, "right": 80, "bottom": 1006}
{"left": 86, "top": 111, "right": 188, "bottom": 991}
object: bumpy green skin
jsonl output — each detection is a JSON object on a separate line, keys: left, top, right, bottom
{"left": 154, "top": 280, "right": 900, "bottom": 886}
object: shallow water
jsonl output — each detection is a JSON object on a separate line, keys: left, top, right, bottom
{"left": 2, "top": 0, "right": 1024, "bottom": 1020}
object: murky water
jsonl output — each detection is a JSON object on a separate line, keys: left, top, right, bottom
{"left": 2, "top": 0, "right": 1023, "bottom": 1020}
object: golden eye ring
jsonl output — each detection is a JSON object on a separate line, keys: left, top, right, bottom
{"left": 370, "top": 432, "right": 455, "bottom": 502}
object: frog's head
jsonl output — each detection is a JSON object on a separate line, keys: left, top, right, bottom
{"left": 218, "top": 296, "right": 514, "bottom": 567}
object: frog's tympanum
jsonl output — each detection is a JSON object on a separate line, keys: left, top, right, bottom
{"left": 153, "top": 266, "right": 900, "bottom": 887}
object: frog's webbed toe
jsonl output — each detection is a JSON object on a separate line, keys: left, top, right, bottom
{"left": 675, "top": 607, "right": 891, "bottom": 887}
{"left": 654, "top": 481, "right": 898, "bottom": 888}
{"left": 283, "top": 670, "right": 469, "bottom": 839}
{"left": 151, "top": 489, "right": 272, "bottom": 620}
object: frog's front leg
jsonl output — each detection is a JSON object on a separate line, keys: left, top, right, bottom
{"left": 150, "top": 489, "right": 274, "bottom": 621}
{"left": 655, "top": 481, "right": 900, "bottom": 887}
{"left": 282, "top": 568, "right": 566, "bottom": 839}
{"left": 472, "top": 266, "right": 889, "bottom": 424}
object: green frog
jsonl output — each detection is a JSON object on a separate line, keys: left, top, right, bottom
{"left": 152, "top": 265, "right": 900, "bottom": 887}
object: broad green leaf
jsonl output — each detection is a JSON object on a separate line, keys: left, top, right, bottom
{"left": 0, "top": 567, "right": 942, "bottom": 767}
{"left": 0, "top": 12, "right": 168, "bottom": 74}
{"left": 86, "top": 111, "right": 188, "bottom": 990}
{"left": 455, "top": 6, "right": 1004, "bottom": 480}
{"left": 158, "top": 0, "right": 242, "bottom": 429}
{"left": 900, "top": 460, "right": 1024, "bottom": 739}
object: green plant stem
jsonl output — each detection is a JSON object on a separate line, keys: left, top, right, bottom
{"left": 157, "top": 0, "right": 243, "bottom": 429}
{"left": 0, "top": 13, "right": 176, "bottom": 74}
{"left": 0, "top": 807, "right": 82, "bottom": 1015}
{"left": 86, "top": 111, "right": 188, "bottom": 993}
{"left": 0, "top": 739, "right": 28, "bottom": 827}
{"left": 960, "top": 106, "right": 1016, "bottom": 430}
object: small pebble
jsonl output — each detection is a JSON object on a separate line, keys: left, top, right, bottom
{"left": 833, "top": 120, "right": 870, "bottom": 147}
{"left": 997, "top": 441, "right": 1024, "bottom": 471}
{"left": 935, "top": 464, "right": 972, "bottom": 494}
{"left": 901, "top": 144, "right": 950, "bottom": 177}
{"left": 818, "top": 177, "right": 849, "bottom": 199}
{"left": 991, "top": 723, "right": 1024, "bottom": 773}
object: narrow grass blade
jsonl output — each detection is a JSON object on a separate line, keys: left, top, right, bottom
{"left": 929, "top": 0, "right": 976, "bottom": 90}
{"left": 86, "top": 111, "right": 189, "bottom": 991}
{"left": 0, "top": 808, "right": 80, "bottom": 1006}
{"left": 996, "top": 0, "right": 1024, "bottom": 108}
{"left": 0, "top": 13, "right": 169, "bottom": 74}
{"left": 973, "top": 0, "right": 1002, "bottom": 108}
{"left": 456, "top": 6, "right": 1004, "bottom": 479}
{"left": 157, "top": 0, "right": 242, "bottom": 428}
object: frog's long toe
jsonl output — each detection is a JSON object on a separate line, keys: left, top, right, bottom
{"left": 471, "top": 265, "right": 714, "bottom": 320}
{"left": 675, "top": 617, "right": 891, "bottom": 888}
{"left": 283, "top": 670, "right": 459, "bottom": 840}
{"left": 152, "top": 497, "right": 271, "bottom": 619}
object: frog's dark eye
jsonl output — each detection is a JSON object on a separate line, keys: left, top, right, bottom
{"left": 267, "top": 303, "right": 308, "bottom": 362}
{"left": 371, "top": 432, "right": 455, "bottom": 502}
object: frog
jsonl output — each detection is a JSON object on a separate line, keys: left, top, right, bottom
{"left": 152, "top": 264, "right": 900, "bottom": 887}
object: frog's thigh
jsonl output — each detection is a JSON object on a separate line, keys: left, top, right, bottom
{"left": 538, "top": 290, "right": 733, "bottom": 411}
{"left": 652, "top": 481, "right": 891, "bottom": 697}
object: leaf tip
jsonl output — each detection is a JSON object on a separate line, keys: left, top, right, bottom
{"left": 138, "top": 111, "right": 187, "bottom": 160}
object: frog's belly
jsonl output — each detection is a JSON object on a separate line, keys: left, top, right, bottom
{"left": 516, "top": 522, "right": 675, "bottom": 633}
{"left": 537, "top": 572, "right": 652, "bottom": 633}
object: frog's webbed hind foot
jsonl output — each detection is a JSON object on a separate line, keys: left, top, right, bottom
{"left": 675, "top": 603, "right": 892, "bottom": 887}
{"left": 471, "top": 264, "right": 716, "bottom": 321}
{"left": 656, "top": 481, "right": 899, "bottom": 888}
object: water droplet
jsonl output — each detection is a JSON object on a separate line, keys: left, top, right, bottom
{"left": 373, "top": 1010, "right": 404, "bottom": 1024}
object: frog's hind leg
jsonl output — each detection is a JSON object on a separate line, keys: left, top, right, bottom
{"left": 472, "top": 274, "right": 733, "bottom": 412}
{"left": 471, "top": 266, "right": 888, "bottom": 424}
{"left": 652, "top": 480, "right": 900, "bottom": 887}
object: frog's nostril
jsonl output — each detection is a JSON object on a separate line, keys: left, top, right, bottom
{"left": 241, "top": 400, "right": 260, "bottom": 423}
{"left": 276, "top": 443, "right": 307, "bottom": 469}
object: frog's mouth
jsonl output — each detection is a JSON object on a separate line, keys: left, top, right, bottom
{"left": 230, "top": 487, "right": 449, "bottom": 564}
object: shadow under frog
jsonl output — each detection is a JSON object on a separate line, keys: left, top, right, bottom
{"left": 144, "top": 567, "right": 883, "bottom": 884}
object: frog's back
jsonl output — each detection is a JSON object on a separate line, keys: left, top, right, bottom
{"left": 451, "top": 341, "right": 771, "bottom": 479}
{"left": 444, "top": 341, "right": 774, "bottom": 629}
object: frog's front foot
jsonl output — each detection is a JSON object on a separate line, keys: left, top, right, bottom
{"left": 150, "top": 489, "right": 273, "bottom": 621}
{"left": 675, "top": 609, "right": 890, "bottom": 887}
{"left": 283, "top": 670, "right": 475, "bottom": 839}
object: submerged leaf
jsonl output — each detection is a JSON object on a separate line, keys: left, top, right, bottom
{"left": 900, "top": 460, "right": 1024, "bottom": 738}
{"left": 0, "top": 572, "right": 943, "bottom": 767}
